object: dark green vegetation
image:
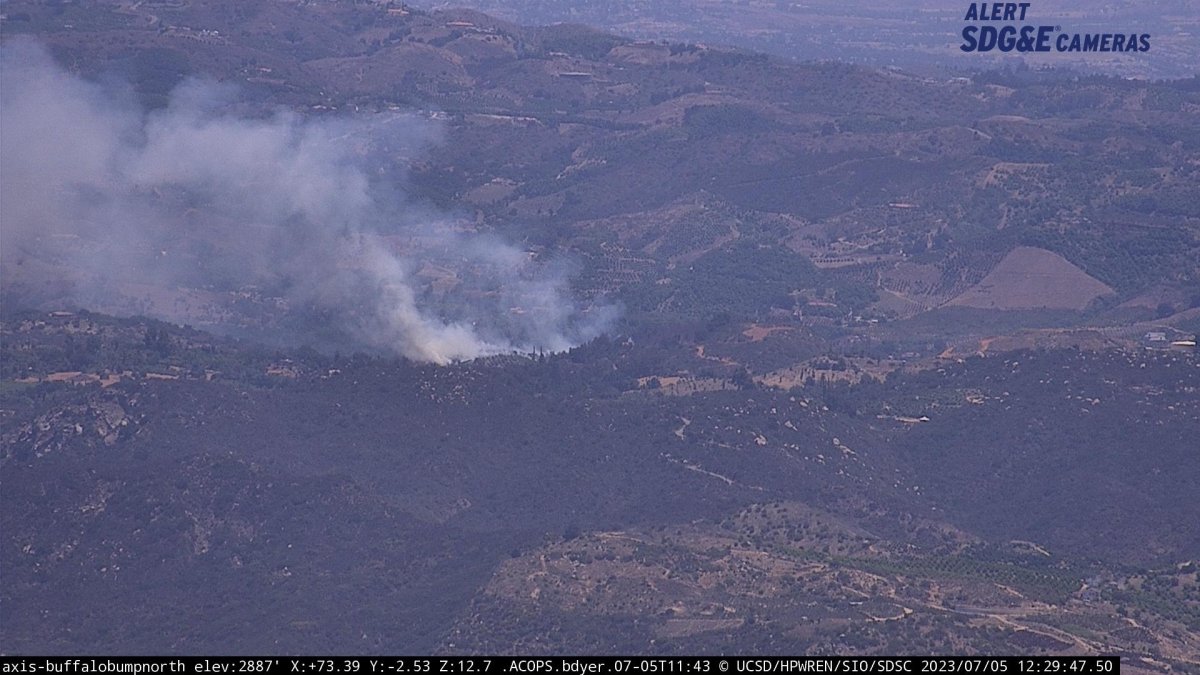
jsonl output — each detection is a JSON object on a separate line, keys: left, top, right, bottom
{"left": 2, "top": 0, "right": 1199, "bottom": 661}
{"left": 2, "top": 313, "right": 1198, "bottom": 660}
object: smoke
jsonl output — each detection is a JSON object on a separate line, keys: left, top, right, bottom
{"left": 0, "top": 39, "right": 614, "bottom": 363}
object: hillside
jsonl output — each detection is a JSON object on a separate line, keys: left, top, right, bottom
{"left": 1, "top": 312, "right": 1198, "bottom": 661}
{"left": 1, "top": 0, "right": 1198, "bottom": 661}
{"left": 405, "top": 0, "right": 1200, "bottom": 79}
{"left": 947, "top": 247, "right": 1114, "bottom": 311}
{"left": 3, "top": 0, "right": 1199, "bottom": 346}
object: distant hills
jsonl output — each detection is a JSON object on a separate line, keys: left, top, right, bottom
{"left": 408, "top": 0, "right": 1199, "bottom": 79}
{"left": 4, "top": 0, "right": 1198, "bottom": 342}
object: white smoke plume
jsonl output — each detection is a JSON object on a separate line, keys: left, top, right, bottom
{"left": 0, "top": 39, "right": 614, "bottom": 363}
